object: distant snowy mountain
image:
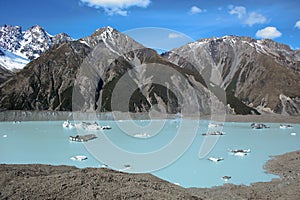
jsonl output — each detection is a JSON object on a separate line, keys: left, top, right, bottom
{"left": 0, "top": 24, "right": 73, "bottom": 70}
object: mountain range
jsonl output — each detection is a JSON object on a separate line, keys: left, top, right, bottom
{"left": 0, "top": 25, "right": 299, "bottom": 116}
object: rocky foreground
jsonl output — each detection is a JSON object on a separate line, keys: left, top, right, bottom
{"left": 0, "top": 150, "right": 300, "bottom": 200}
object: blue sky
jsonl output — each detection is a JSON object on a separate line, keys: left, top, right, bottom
{"left": 1, "top": 0, "right": 300, "bottom": 49}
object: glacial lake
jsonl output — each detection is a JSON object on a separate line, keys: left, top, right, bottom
{"left": 0, "top": 119, "right": 299, "bottom": 188}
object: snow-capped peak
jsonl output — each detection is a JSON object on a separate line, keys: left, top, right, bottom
{"left": 0, "top": 24, "right": 73, "bottom": 70}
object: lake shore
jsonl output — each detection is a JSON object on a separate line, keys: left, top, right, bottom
{"left": 0, "top": 150, "right": 299, "bottom": 199}
{"left": 0, "top": 110, "right": 299, "bottom": 123}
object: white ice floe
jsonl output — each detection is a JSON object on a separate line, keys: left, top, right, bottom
{"left": 228, "top": 149, "right": 251, "bottom": 153}
{"left": 228, "top": 149, "right": 250, "bottom": 157}
{"left": 100, "top": 164, "right": 108, "bottom": 168}
{"left": 208, "top": 157, "right": 224, "bottom": 162}
{"left": 134, "top": 133, "right": 151, "bottom": 138}
{"left": 251, "top": 123, "right": 270, "bottom": 129}
{"left": 75, "top": 122, "right": 111, "bottom": 131}
{"left": 222, "top": 176, "right": 231, "bottom": 181}
{"left": 70, "top": 155, "right": 88, "bottom": 161}
{"left": 62, "top": 120, "right": 74, "bottom": 129}
{"left": 208, "top": 122, "right": 223, "bottom": 128}
{"left": 279, "top": 124, "right": 293, "bottom": 129}
{"left": 234, "top": 152, "right": 247, "bottom": 157}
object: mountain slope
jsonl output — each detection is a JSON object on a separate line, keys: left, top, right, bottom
{"left": 164, "top": 36, "right": 300, "bottom": 115}
{"left": 0, "top": 65, "right": 13, "bottom": 85}
{"left": 0, "top": 41, "right": 91, "bottom": 110}
{"left": 72, "top": 27, "right": 224, "bottom": 114}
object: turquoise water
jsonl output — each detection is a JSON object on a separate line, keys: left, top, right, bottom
{"left": 0, "top": 119, "right": 299, "bottom": 188}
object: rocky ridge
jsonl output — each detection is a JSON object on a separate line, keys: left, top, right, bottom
{"left": 164, "top": 35, "right": 300, "bottom": 115}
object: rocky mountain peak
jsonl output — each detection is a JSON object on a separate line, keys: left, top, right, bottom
{"left": 83, "top": 26, "right": 120, "bottom": 47}
{"left": 52, "top": 33, "right": 73, "bottom": 44}
{"left": 21, "top": 25, "right": 53, "bottom": 60}
{"left": 93, "top": 26, "right": 114, "bottom": 36}
{"left": 81, "top": 26, "right": 143, "bottom": 57}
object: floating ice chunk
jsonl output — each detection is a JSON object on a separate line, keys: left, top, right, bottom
{"left": 134, "top": 133, "right": 151, "bottom": 138}
{"left": 70, "top": 155, "right": 87, "bottom": 161}
{"left": 208, "top": 157, "right": 224, "bottom": 162}
{"left": 222, "top": 176, "right": 231, "bottom": 181}
{"left": 234, "top": 152, "right": 247, "bottom": 157}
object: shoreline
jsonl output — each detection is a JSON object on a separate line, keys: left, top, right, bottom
{"left": 0, "top": 150, "right": 299, "bottom": 199}
{"left": 0, "top": 110, "right": 299, "bottom": 123}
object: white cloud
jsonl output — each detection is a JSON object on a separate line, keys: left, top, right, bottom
{"left": 168, "top": 33, "right": 184, "bottom": 39}
{"left": 229, "top": 5, "right": 267, "bottom": 26}
{"left": 295, "top": 20, "right": 300, "bottom": 29}
{"left": 244, "top": 12, "right": 267, "bottom": 26}
{"left": 255, "top": 26, "right": 282, "bottom": 39}
{"left": 190, "top": 6, "right": 202, "bottom": 14}
{"left": 229, "top": 6, "right": 246, "bottom": 19}
{"left": 80, "top": 0, "right": 151, "bottom": 16}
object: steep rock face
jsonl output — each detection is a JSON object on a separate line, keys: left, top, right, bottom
{"left": 164, "top": 36, "right": 300, "bottom": 115}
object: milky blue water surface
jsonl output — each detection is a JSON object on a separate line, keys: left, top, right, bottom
{"left": 0, "top": 119, "right": 299, "bottom": 188}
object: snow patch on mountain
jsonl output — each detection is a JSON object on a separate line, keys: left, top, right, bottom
{"left": 0, "top": 48, "right": 29, "bottom": 71}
